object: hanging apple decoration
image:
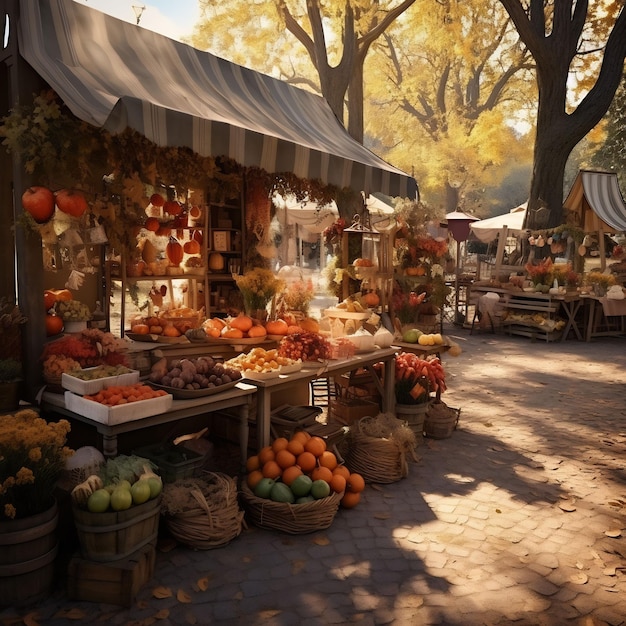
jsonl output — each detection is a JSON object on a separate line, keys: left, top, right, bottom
{"left": 149, "top": 193, "right": 165, "bottom": 207}
{"left": 163, "top": 200, "right": 182, "bottom": 217}
{"left": 55, "top": 189, "right": 88, "bottom": 217}
{"left": 22, "top": 186, "right": 55, "bottom": 223}
{"left": 166, "top": 237, "right": 184, "bottom": 267}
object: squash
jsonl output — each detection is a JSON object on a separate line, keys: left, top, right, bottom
{"left": 265, "top": 319, "right": 289, "bottom": 335}
{"left": 166, "top": 237, "right": 184, "bottom": 267}
{"left": 363, "top": 291, "right": 380, "bottom": 307}
{"left": 131, "top": 323, "right": 150, "bottom": 335}
{"left": 221, "top": 326, "right": 244, "bottom": 339}
{"left": 248, "top": 324, "right": 267, "bottom": 338}
{"left": 183, "top": 239, "right": 201, "bottom": 255}
{"left": 230, "top": 313, "right": 253, "bottom": 333}
{"left": 299, "top": 317, "right": 319, "bottom": 333}
{"left": 162, "top": 324, "right": 181, "bottom": 337}
{"left": 45, "top": 288, "right": 73, "bottom": 303}
{"left": 45, "top": 314, "right": 64, "bottom": 336}
{"left": 149, "top": 325, "right": 164, "bottom": 335}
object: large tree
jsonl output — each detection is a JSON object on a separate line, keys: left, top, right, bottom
{"left": 192, "top": 0, "right": 416, "bottom": 143}
{"left": 499, "top": 0, "right": 626, "bottom": 229}
{"left": 366, "top": 0, "right": 535, "bottom": 212}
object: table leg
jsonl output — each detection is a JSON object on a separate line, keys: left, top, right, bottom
{"left": 256, "top": 389, "right": 272, "bottom": 450}
{"left": 382, "top": 356, "right": 395, "bottom": 414}
{"left": 238, "top": 401, "right": 250, "bottom": 472}
{"left": 586, "top": 299, "right": 596, "bottom": 342}
{"left": 560, "top": 300, "right": 583, "bottom": 341}
{"left": 101, "top": 433, "right": 117, "bottom": 457}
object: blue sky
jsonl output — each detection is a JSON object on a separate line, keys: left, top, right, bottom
{"left": 73, "top": 0, "right": 200, "bottom": 41}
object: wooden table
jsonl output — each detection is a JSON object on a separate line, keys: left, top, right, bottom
{"left": 244, "top": 347, "right": 397, "bottom": 450}
{"left": 582, "top": 295, "right": 626, "bottom": 341}
{"left": 41, "top": 382, "right": 257, "bottom": 469}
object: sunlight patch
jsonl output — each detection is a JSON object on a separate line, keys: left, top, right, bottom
{"left": 444, "top": 473, "right": 475, "bottom": 484}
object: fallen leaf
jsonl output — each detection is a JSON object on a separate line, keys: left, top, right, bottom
{"left": 495, "top": 509, "right": 502, "bottom": 514}
{"left": 607, "top": 501, "right": 623, "bottom": 508}
{"left": 604, "top": 529, "right": 622, "bottom": 538}
{"left": 558, "top": 502, "right": 576, "bottom": 512}
{"left": 291, "top": 559, "right": 306, "bottom": 575}
{"left": 570, "top": 572, "right": 588, "bottom": 584}
{"left": 576, "top": 562, "right": 584, "bottom": 570}
{"left": 374, "top": 513, "right": 391, "bottom": 520}
{"left": 153, "top": 586, "right": 173, "bottom": 599}
{"left": 136, "top": 601, "right": 149, "bottom": 610}
{"left": 177, "top": 589, "right": 192, "bottom": 604}
{"left": 197, "top": 576, "right": 210, "bottom": 591}
{"left": 313, "top": 535, "right": 330, "bottom": 546}
{"left": 155, "top": 609, "right": 170, "bottom": 619}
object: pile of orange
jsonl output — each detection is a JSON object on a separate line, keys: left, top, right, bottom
{"left": 246, "top": 431, "right": 365, "bottom": 508}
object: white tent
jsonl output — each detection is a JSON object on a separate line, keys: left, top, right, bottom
{"left": 470, "top": 202, "right": 528, "bottom": 243}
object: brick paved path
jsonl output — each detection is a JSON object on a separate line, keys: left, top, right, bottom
{"left": 2, "top": 330, "right": 626, "bottom": 625}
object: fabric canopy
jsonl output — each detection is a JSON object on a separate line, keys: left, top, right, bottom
{"left": 470, "top": 202, "right": 527, "bottom": 243}
{"left": 16, "top": 0, "right": 418, "bottom": 198}
{"left": 563, "top": 170, "right": 626, "bottom": 233}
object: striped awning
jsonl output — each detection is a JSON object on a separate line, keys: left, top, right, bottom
{"left": 563, "top": 170, "right": 626, "bottom": 233}
{"left": 15, "top": 0, "right": 418, "bottom": 198}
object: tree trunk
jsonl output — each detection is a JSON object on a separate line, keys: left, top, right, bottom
{"left": 445, "top": 182, "right": 460, "bottom": 213}
{"left": 347, "top": 63, "right": 364, "bottom": 143}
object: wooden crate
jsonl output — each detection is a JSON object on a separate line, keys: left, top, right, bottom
{"left": 329, "top": 398, "right": 379, "bottom": 426}
{"left": 67, "top": 543, "right": 156, "bottom": 607}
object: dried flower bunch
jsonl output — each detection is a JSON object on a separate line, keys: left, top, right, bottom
{"left": 279, "top": 279, "right": 315, "bottom": 314}
{"left": 525, "top": 257, "right": 554, "bottom": 284}
{"left": 0, "top": 409, "right": 73, "bottom": 520}
{"left": 234, "top": 268, "right": 285, "bottom": 312}
{"left": 584, "top": 271, "right": 616, "bottom": 289}
{"left": 322, "top": 218, "right": 347, "bottom": 248}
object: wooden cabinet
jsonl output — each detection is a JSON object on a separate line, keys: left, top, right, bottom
{"left": 206, "top": 195, "right": 245, "bottom": 316}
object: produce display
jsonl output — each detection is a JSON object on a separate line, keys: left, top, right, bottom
{"left": 278, "top": 331, "right": 332, "bottom": 362}
{"left": 71, "top": 455, "right": 163, "bottom": 513}
{"left": 130, "top": 306, "right": 203, "bottom": 336}
{"left": 395, "top": 352, "right": 447, "bottom": 398}
{"left": 226, "top": 347, "right": 300, "bottom": 374}
{"left": 400, "top": 328, "right": 445, "bottom": 345}
{"left": 56, "top": 299, "right": 92, "bottom": 322}
{"left": 65, "top": 364, "right": 134, "bottom": 381}
{"left": 82, "top": 383, "right": 169, "bottom": 406}
{"left": 246, "top": 432, "right": 365, "bottom": 509}
{"left": 148, "top": 356, "right": 242, "bottom": 390}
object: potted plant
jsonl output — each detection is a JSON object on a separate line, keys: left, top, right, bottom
{"left": 584, "top": 270, "right": 616, "bottom": 297}
{"left": 0, "top": 409, "right": 74, "bottom": 605}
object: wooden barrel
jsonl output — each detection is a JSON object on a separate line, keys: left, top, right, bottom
{"left": 0, "top": 501, "right": 59, "bottom": 607}
{"left": 396, "top": 403, "right": 429, "bottom": 443}
{"left": 72, "top": 496, "right": 161, "bottom": 562}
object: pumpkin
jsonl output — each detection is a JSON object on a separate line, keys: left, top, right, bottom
{"left": 221, "top": 326, "right": 244, "bottom": 339}
{"left": 183, "top": 239, "right": 201, "bottom": 255}
{"left": 149, "top": 325, "right": 164, "bottom": 335}
{"left": 44, "top": 288, "right": 73, "bottom": 305}
{"left": 363, "top": 291, "right": 380, "bottom": 307}
{"left": 248, "top": 324, "right": 267, "bottom": 338}
{"left": 265, "top": 319, "right": 289, "bottom": 335}
{"left": 192, "top": 230, "right": 203, "bottom": 245}
{"left": 145, "top": 217, "right": 160, "bottom": 232}
{"left": 299, "top": 317, "right": 320, "bottom": 333}
{"left": 149, "top": 193, "right": 165, "bottom": 207}
{"left": 205, "top": 326, "right": 221, "bottom": 338}
{"left": 208, "top": 252, "right": 225, "bottom": 271}
{"left": 230, "top": 313, "right": 253, "bottom": 332}
{"left": 162, "top": 324, "right": 181, "bottom": 337}
{"left": 45, "top": 314, "right": 64, "bottom": 336}
{"left": 131, "top": 323, "right": 150, "bottom": 335}
{"left": 166, "top": 237, "right": 184, "bottom": 267}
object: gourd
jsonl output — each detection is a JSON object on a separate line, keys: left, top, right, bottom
{"left": 248, "top": 324, "right": 267, "bottom": 338}
{"left": 363, "top": 291, "right": 380, "bottom": 307}
{"left": 183, "top": 239, "right": 201, "bottom": 255}
{"left": 166, "top": 237, "right": 184, "bottom": 266}
{"left": 265, "top": 319, "right": 289, "bottom": 335}
{"left": 230, "top": 313, "right": 253, "bottom": 332}
{"left": 208, "top": 252, "right": 225, "bottom": 271}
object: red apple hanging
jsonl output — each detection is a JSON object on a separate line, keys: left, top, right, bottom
{"left": 21, "top": 186, "right": 55, "bottom": 223}
{"left": 55, "top": 189, "right": 88, "bottom": 218}
{"left": 150, "top": 193, "right": 165, "bottom": 207}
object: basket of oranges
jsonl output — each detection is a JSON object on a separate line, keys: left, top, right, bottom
{"left": 240, "top": 432, "right": 364, "bottom": 534}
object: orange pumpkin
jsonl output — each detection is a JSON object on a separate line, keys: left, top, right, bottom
{"left": 45, "top": 314, "right": 64, "bottom": 336}
{"left": 248, "top": 324, "right": 267, "bottom": 338}
{"left": 265, "top": 319, "right": 289, "bottom": 335}
{"left": 44, "top": 291, "right": 57, "bottom": 311}
{"left": 162, "top": 324, "right": 181, "bottom": 337}
{"left": 131, "top": 323, "right": 150, "bottom": 335}
{"left": 205, "top": 326, "right": 221, "bottom": 338}
{"left": 149, "top": 325, "right": 164, "bottom": 335}
{"left": 183, "top": 239, "right": 201, "bottom": 255}
{"left": 230, "top": 313, "right": 253, "bottom": 332}
{"left": 363, "top": 291, "right": 380, "bottom": 307}
{"left": 221, "top": 326, "right": 244, "bottom": 339}
{"left": 166, "top": 237, "right": 184, "bottom": 267}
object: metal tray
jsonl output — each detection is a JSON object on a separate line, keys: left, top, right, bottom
{"left": 148, "top": 379, "right": 239, "bottom": 399}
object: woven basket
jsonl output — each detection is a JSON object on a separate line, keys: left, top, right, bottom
{"left": 344, "top": 414, "right": 418, "bottom": 484}
{"left": 163, "top": 473, "right": 244, "bottom": 549}
{"left": 424, "top": 400, "right": 460, "bottom": 439}
{"left": 240, "top": 482, "right": 342, "bottom": 534}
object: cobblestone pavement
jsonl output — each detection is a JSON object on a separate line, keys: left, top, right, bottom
{"left": 2, "top": 329, "right": 626, "bottom": 625}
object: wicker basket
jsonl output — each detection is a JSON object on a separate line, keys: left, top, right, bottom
{"left": 240, "top": 482, "right": 342, "bottom": 534}
{"left": 424, "top": 400, "right": 460, "bottom": 439}
{"left": 162, "top": 473, "right": 244, "bottom": 549}
{"left": 343, "top": 414, "right": 418, "bottom": 484}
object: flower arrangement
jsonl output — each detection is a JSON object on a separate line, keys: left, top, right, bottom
{"left": 278, "top": 278, "right": 315, "bottom": 315}
{"left": 322, "top": 217, "right": 347, "bottom": 249}
{"left": 0, "top": 409, "right": 74, "bottom": 520}
{"left": 395, "top": 352, "right": 446, "bottom": 405}
{"left": 550, "top": 263, "right": 580, "bottom": 288}
{"left": 234, "top": 268, "right": 285, "bottom": 314}
{"left": 525, "top": 257, "right": 554, "bottom": 285}
{"left": 392, "top": 289, "right": 427, "bottom": 325}
{"left": 584, "top": 270, "right": 616, "bottom": 294}
{"left": 398, "top": 235, "right": 449, "bottom": 270}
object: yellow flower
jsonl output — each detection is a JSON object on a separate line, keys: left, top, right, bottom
{"left": 29, "top": 447, "right": 42, "bottom": 462}
{"left": 16, "top": 467, "right": 35, "bottom": 485}
{"left": 4, "top": 504, "right": 16, "bottom": 519}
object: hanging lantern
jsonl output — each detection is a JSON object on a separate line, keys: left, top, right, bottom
{"left": 343, "top": 213, "right": 381, "bottom": 269}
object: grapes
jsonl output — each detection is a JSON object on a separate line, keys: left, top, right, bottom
{"left": 278, "top": 332, "right": 331, "bottom": 362}
{"left": 56, "top": 300, "right": 92, "bottom": 321}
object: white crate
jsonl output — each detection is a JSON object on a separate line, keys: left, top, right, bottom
{"left": 62, "top": 369, "right": 140, "bottom": 395}
{"left": 65, "top": 391, "right": 173, "bottom": 426}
